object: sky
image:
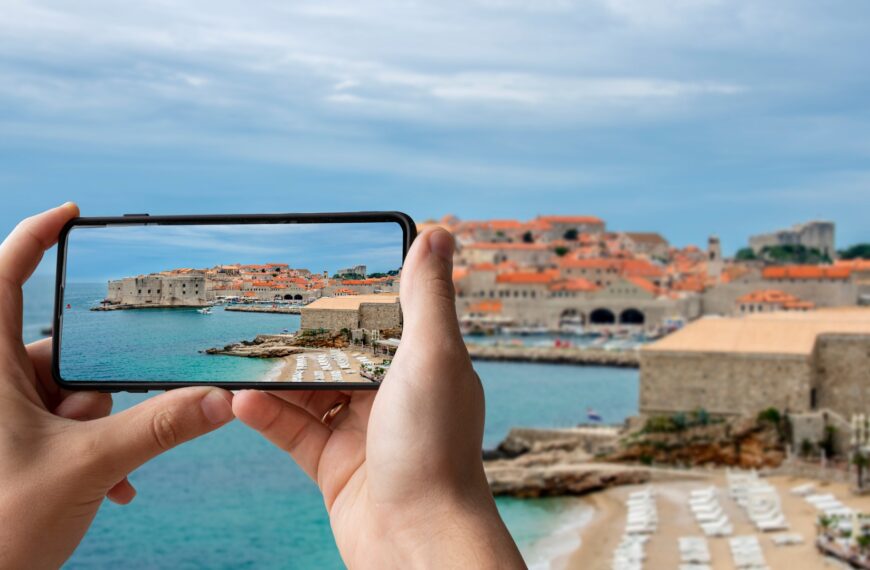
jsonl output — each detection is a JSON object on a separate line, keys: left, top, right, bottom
{"left": 64, "top": 222, "right": 405, "bottom": 282}
{"left": 1, "top": 0, "right": 869, "bottom": 271}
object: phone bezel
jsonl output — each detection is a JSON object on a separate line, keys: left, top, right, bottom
{"left": 51, "top": 211, "right": 416, "bottom": 392}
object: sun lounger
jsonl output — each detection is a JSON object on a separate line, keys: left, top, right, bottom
{"left": 771, "top": 533, "right": 803, "bottom": 546}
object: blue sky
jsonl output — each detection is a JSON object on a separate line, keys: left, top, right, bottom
{"left": 64, "top": 223, "right": 404, "bottom": 282}
{"left": 1, "top": 0, "right": 868, "bottom": 270}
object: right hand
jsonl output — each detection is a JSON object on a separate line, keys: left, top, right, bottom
{"left": 233, "top": 228, "right": 525, "bottom": 569}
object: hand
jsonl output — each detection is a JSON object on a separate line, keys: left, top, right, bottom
{"left": 0, "top": 204, "right": 236, "bottom": 569}
{"left": 233, "top": 228, "right": 524, "bottom": 569}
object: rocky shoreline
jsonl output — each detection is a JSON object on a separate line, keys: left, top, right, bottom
{"left": 91, "top": 303, "right": 209, "bottom": 311}
{"left": 466, "top": 344, "right": 640, "bottom": 367}
{"left": 203, "top": 331, "right": 351, "bottom": 358}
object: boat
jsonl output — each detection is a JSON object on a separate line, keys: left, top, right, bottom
{"left": 197, "top": 307, "right": 213, "bottom": 315}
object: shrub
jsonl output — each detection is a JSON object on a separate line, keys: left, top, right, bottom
{"left": 757, "top": 407, "right": 781, "bottom": 424}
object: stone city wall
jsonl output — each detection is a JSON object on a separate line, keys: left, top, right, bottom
{"left": 813, "top": 334, "right": 870, "bottom": 418}
{"left": 106, "top": 274, "right": 209, "bottom": 307}
{"left": 639, "top": 351, "right": 813, "bottom": 417}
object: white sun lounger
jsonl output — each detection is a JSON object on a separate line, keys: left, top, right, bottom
{"left": 771, "top": 533, "right": 803, "bottom": 546}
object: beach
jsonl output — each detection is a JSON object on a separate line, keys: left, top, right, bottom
{"left": 559, "top": 471, "right": 868, "bottom": 569}
{"left": 266, "top": 348, "right": 389, "bottom": 383}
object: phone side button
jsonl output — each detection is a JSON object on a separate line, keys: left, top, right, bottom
{"left": 125, "top": 388, "right": 148, "bottom": 393}
{"left": 123, "top": 213, "right": 150, "bottom": 217}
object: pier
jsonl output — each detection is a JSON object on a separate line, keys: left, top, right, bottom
{"left": 224, "top": 305, "right": 301, "bottom": 315}
{"left": 466, "top": 343, "right": 640, "bottom": 367}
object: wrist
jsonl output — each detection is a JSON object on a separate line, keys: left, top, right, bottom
{"left": 385, "top": 483, "right": 524, "bottom": 569}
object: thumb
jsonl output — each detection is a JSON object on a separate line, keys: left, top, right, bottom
{"left": 399, "top": 228, "right": 462, "bottom": 343}
{"left": 85, "top": 387, "right": 234, "bottom": 478}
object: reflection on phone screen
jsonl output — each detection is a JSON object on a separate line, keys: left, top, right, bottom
{"left": 59, "top": 221, "right": 405, "bottom": 384}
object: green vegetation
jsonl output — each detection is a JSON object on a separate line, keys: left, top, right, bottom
{"left": 757, "top": 407, "right": 781, "bottom": 424}
{"left": 522, "top": 231, "right": 534, "bottom": 243}
{"left": 839, "top": 243, "right": 870, "bottom": 260}
{"left": 854, "top": 451, "right": 870, "bottom": 488}
{"left": 800, "top": 438, "right": 814, "bottom": 457}
{"left": 554, "top": 246, "right": 569, "bottom": 257}
{"left": 642, "top": 409, "right": 720, "bottom": 434}
{"left": 563, "top": 228, "right": 578, "bottom": 241}
{"left": 735, "top": 247, "right": 757, "bottom": 261}
{"left": 757, "top": 244, "right": 831, "bottom": 264}
{"left": 333, "top": 272, "right": 365, "bottom": 280}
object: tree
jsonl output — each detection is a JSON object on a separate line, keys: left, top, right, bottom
{"left": 735, "top": 247, "right": 757, "bottom": 261}
{"left": 563, "top": 229, "right": 579, "bottom": 241}
{"left": 839, "top": 243, "right": 870, "bottom": 260}
{"left": 854, "top": 451, "right": 870, "bottom": 489}
{"left": 759, "top": 244, "right": 830, "bottom": 264}
{"left": 522, "top": 231, "right": 534, "bottom": 244}
{"left": 554, "top": 246, "right": 569, "bottom": 257}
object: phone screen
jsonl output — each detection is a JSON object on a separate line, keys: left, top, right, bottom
{"left": 56, "top": 217, "right": 409, "bottom": 387}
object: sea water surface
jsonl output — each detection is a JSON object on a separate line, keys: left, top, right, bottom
{"left": 23, "top": 277, "right": 638, "bottom": 568}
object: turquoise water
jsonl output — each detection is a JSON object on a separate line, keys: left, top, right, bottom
{"left": 22, "top": 276, "right": 638, "bottom": 568}
{"left": 60, "top": 283, "right": 290, "bottom": 382}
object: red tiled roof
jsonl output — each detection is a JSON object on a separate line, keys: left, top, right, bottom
{"left": 626, "top": 276, "right": 658, "bottom": 295}
{"left": 763, "top": 266, "right": 851, "bottom": 280}
{"left": 496, "top": 270, "right": 559, "bottom": 285}
{"left": 548, "top": 278, "right": 599, "bottom": 292}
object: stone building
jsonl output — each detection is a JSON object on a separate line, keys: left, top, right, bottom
{"left": 300, "top": 294, "right": 402, "bottom": 332}
{"left": 639, "top": 308, "right": 870, "bottom": 420}
{"left": 749, "top": 220, "right": 836, "bottom": 258}
{"left": 104, "top": 273, "right": 209, "bottom": 307}
{"left": 618, "top": 232, "right": 670, "bottom": 260}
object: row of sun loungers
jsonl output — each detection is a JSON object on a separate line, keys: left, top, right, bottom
{"left": 727, "top": 470, "right": 789, "bottom": 532}
{"left": 678, "top": 536, "right": 710, "bottom": 569}
{"left": 729, "top": 535, "right": 768, "bottom": 569}
{"left": 689, "top": 486, "right": 733, "bottom": 537}
{"left": 804, "top": 492, "right": 853, "bottom": 517}
{"left": 611, "top": 488, "right": 658, "bottom": 570}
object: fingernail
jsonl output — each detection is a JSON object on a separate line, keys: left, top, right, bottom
{"left": 60, "top": 201, "right": 76, "bottom": 210}
{"left": 201, "top": 390, "right": 234, "bottom": 424}
{"left": 428, "top": 229, "right": 454, "bottom": 261}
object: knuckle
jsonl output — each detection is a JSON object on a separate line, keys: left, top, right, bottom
{"left": 149, "top": 411, "right": 179, "bottom": 451}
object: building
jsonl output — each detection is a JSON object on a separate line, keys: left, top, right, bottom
{"left": 639, "top": 308, "right": 870, "bottom": 419}
{"left": 734, "top": 289, "right": 815, "bottom": 315}
{"left": 618, "top": 232, "right": 670, "bottom": 260}
{"left": 300, "top": 293, "right": 402, "bottom": 332}
{"left": 337, "top": 264, "right": 367, "bottom": 278}
{"left": 105, "top": 273, "right": 209, "bottom": 307}
{"left": 749, "top": 220, "right": 835, "bottom": 258}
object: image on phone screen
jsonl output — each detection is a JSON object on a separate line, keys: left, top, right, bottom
{"left": 56, "top": 217, "right": 408, "bottom": 386}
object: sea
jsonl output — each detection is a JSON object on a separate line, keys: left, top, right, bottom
{"left": 23, "top": 277, "right": 639, "bottom": 569}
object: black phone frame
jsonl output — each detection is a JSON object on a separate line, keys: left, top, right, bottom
{"left": 51, "top": 211, "right": 416, "bottom": 392}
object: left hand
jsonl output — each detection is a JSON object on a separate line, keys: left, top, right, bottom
{"left": 0, "top": 203, "right": 236, "bottom": 569}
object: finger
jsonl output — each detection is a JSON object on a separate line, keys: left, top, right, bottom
{"left": 399, "top": 228, "right": 463, "bottom": 342}
{"left": 0, "top": 203, "right": 79, "bottom": 339}
{"left": 268, "top": 389, "right": 349, "bottom": 419}
{"left": 107, "top": 478, "right": 137, "bottom": 505}
{"left": 23, "top": 336, "right": 57, "bottom": 405}
{"left": 55, "top": 391, "right": 113, "bottom": 421}
{"left": 233, "top": 390, "right": 331, "bottom": 481}
{"left": 85, "top": 387, "right": 234, "bottom": 478}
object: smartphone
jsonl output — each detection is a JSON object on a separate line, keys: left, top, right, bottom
{"left": 52, "top": 212, "right": 415, "bottom": 391}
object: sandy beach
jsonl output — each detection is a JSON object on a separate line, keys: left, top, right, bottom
{"left": 269, "top": 348, "right": 388, "bottom": 383}
{"left": 560, "top": 471, "right": 869, "bottom": 569}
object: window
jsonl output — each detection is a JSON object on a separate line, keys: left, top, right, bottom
{"left": 147, "top": 289, "right": 151, "bottom": 294}
{"left": 138, "top": 289, "right": 142, "bottom": 294}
